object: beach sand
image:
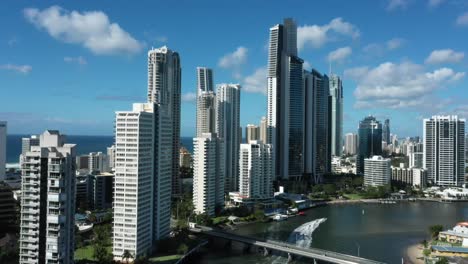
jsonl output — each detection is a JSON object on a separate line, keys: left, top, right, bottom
{"left": 406, "top": 244, "right": 424, "bottom": 264}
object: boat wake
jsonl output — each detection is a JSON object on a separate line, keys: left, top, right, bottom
{"left": 271, "top": 218, "right": 327, "bottom": 263}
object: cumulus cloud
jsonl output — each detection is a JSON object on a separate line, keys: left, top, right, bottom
{"left": 303, "top": 60, "right": 312, "bottom": 70}
{"left": 242, "top": 67, "right": 267, "bottom": 94}
{"left": 64, "top": 56, "right": 87, "bottom": 65}
{"left": 328, "top": 46, "right": 352, "bottom": 63}
{"left": 181, "top": 92, "right": 196, "bottom": 103}
{"left": 428, "top": 0, "right": 445, "bottom": 8}
{"left": 297, "top": 18, "right": 359, "bottom": 50}
{"left": 345, "top": 61, "right": 465, "bottom": 109}
{"left": 24, "top": 6, "right": 143, "bottom": 55}
{"left": 425, "top": 49, "right": 464, "bottom": 64}
{"left": 387, "top": 0, "right": 410, "bottom": 10}
{"left": 456, "top": 12, "right": 468, "bottom": 26}
{"left": 218, "top": 46, "right": 248, "bottom": 69}
{"left": 386, "top": 38, "right": 405, "bottom": 50}
{"left": 0, "top": 64, "right": 32, "bottom": 74}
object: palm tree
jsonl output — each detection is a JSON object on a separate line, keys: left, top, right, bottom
{"left": 121, "top": 250, "right": 133, "bottom": 264}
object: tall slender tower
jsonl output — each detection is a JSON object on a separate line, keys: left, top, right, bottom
{"left": 0, "top": 121, "right": 6, "bottom": 181}
{"left": 216, "top": 83, "right": 241, "bottom": 192}
{"left": 329, "top": 74, "right": 343, "bottom": 157}
{"left": 196, "top": 91, "right": 216, "bottom": 137}
{"left": 148, "top": 46, "right": 182, "bottom": 197}
{"left": 383, "top": 119, "right": 391, "bottom": 144}
{"left": 259, "top": 116, "right": 267, "bottom": 143}
{"left": 267, "top": 18, "right": 305, "bottom": 180}
{"left": 196, "top": 67, "right": 214, "bottom": 95}
{"left": 19, "top": 130, "right": 76, "bottom": 264}
{"left": 424, "top": 115, "right": 465, "bottom": 186}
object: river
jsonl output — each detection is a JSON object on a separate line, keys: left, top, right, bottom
{"left": 197, "top": 201, "right": 468, "bottom": 263}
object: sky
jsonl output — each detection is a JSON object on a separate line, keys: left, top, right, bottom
{"left": 1, "top": 0, "right": 468, "bottom": 137}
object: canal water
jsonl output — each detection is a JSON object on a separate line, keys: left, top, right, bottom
{"left": 198, "top": 201, "right": 468, "bottom": 263}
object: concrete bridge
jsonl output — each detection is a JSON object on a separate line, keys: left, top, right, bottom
{"left": 190, "top": 226, "right": 385, "bottom": 264}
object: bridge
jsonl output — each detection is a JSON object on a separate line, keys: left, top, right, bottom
{"left": 190, "top": 226, "right": 385, "bottom": 264}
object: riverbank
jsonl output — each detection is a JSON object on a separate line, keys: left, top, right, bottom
{"left": 406, "top": 243, "right": 424, "bottom": 264}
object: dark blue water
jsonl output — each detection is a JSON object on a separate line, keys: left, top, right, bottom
{"left": 6, "top": 135, "right": 194, "bottom": 163}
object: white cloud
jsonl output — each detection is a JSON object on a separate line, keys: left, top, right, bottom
{"left": 155, "top": 36, "right": 168, "bottom": 43}
{"left": 345, "top": 61, "right": 465, "bottom": 109}
{"left": 303, "top": 60, "right": 312, "bottom": 70}
{"left": 387, "top": 0, "right": 410, "bottom": 11}
{"left": 425, "top": 49, "right": 464, "bottom": 64}
{"left": 297, "top": 18, "right": 359, "bottom": 50}
{"left": 328, "top": 46, "right": 352, "bottom": 63}
{"left": 456, "top": 12, "right": 468, "bottom": 26}
{"left": 181, "top": 92, "right": 196, "bottom": 102}
{"left": 428, "top": 0, "right": 445, "bottom": 8}
{"left": 386, "top": 38, "right": 405, "bottom": 50}
{"left": 242, "top": 67, "right": 267, "bottom": 94}
{"left": 64, "top": 56, "right": 87, "bottom": 65}
{"left": 24, "top": 6, "right": 143, "bottom": 55}
{"left": 218, "top": 46, "right": 248, "bottom": 69}
{"left": 0, "top": 64, "right": 32, "bottom": 74}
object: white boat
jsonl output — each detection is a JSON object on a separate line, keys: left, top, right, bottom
{"left": 76, "top": 223, "right": 93, "bottom": 233}
{"left": 273, "top": 214, "right": 288, "bottom": 221}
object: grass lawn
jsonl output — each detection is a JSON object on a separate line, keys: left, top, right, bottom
{"left": 149, "top": 254, "right": 183, "bottom": 264}
{"left": 344, "top": 193, "right": 365, "bottom": 200}
{"left": 75, "top": 245, "right": 112, "bottom": 261}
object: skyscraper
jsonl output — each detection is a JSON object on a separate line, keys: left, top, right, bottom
{"left": 245, "top": 124, "right": 260, "bottom": 143}
{"left": 192, "top": 133, "right": 225, "bottom": 216}
{"left": 148, "top": 46, "right": 181, "bottom": 197}
{"left": 267, "top": 18, "right": 306, "bottom": 180}
{"left": 0, "top": 121, "right": 6, "bottom": 181}
{"left": 345, "top": 133, "right": 358, "bottom": 155}
{"left": 383, "top": 119, "right": 391, "bottom": 144}
{"left": 423, "top": 115, "right": 465, "bottom": 186}
{"left": 19, "top": 130, "right": 76, "bottom": 264}
{"left": 196, "top": 67, "right": 214, "bottom": 95}
{"left": 196, "top": 91, "right": 216, "bottom": 137}
{"left": 113, "top": 102, "right": 172, "bottom": 261}
{"left": 216, "top": 83, "right": 241, "bottom": 192}
{"left": 329, "top": 74, "right": 343, "bottom": 157}
{"left": 88, "top": 152, "right": 109, "bottom": 173}
{"left": 21, "top": 135, "right": 39, "bottom": 156}
{"left": 259, "top": 116, "right": 267, "bottom": 144}
{"left": 364, "top": 155, "right": 391, "bottom": 187}
{"left": 357, "top": 116, "right": 383, "bottom": 174}
{"left": 304, "top": 69, "right": 330, "bottom": 182}
{"left": 239, "top": 141, "right": 273, "bottom": 199}
{"left": 107, "top": 145, "right": 115, "bottom": 170}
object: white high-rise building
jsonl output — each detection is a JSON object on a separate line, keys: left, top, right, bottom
{"left": 407, "top": 142, "right": 424, "bottom": 168}
{"left": 148, "top": 46, "right": 181, "bottom": 197}
{"left": 329, "top": 74, "right": 343, "bottom": 157}
{"left": 424, "top": 115, "right": 465, "bottom": 186}
{"left": 19, "top": 130, "right": 76, "bottom": 264}
{"left": 21, "top": 135, "right": 40, "bottom": 156}
{"left": 113, "top": 102, "right": 172, "bottom": 261}
{"left": 239, "top": 141, "right": 273, "bottom": 199}
{"left": 259, "top": 116, "right": 267, "bottom": 144}
{"left": 0, "top": 121, "right": 6, "bottom": 181}
{"left": 216, "top": 83, "right": 241, "bottom": 192}
{"left": 364, "top": 155, "right": 391, "bottom": 187}
{"left": 345, "top": 133, "right": 358, "bottom": 155}
{"left": 196, "top": 67, "right": 214, "bottom": 95}
{"left": 245, "top": 124, "right": 260, "bottom": 144}
{"left": 193, "top": 133, "right": 225, "bottom": 216}
{"left": 88, "top": 152, "right": 109, "bottom": 173}
{"left": 107, "top": 145, "right": 115, "bottom": 170}
{"left": 196, "top": 91, "right": 216, "bottom": 137}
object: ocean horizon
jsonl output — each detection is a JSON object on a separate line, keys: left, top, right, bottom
{"left": 6, "top": 134, "right": 194, "bottom": 164}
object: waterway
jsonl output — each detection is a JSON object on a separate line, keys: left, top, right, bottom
{"left": 198, "top": 201, "right": 468, "bottom": 263}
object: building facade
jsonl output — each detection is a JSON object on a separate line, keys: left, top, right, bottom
{"left": 245, "top": 124, "right": 260, "bottom": 144}
{"left": 196, "top": 91, "right": 216, "bottom": 137}
{"left": 329, "top": 74, "right": 343, "bottom": 157}
{"left": 423, "top": 115, "right": 465, "bottom": 186}
{"left": 0, "top": 121, "right": 6, "bottom": 180}
{"left": 259, "top": 116, "right": 267, "bottom": 144}
{"left": 107, "top": 145, "right": 115, "bottom": 171}
{"left": 19, "top": 130, "right": 76, "bottom": 264}
{"left": 364, "top": 155, "right": 391, "bottom": 187}
{"left": 148, "top": 46, "right": 181, "bottom": 197}
{"left": 196, "top": 67, "right": 214, "bottom": 95}
{"left": 88, "top": 152, "right": 109, "bottom": 173}
{"left": 357, "top": 116, "right": 383, "bottom": 174}
{"left": 345, "top": 133, "right": 358, "bottom": 155}
{"left": 391, "top": 166, "right": 427, "bottom": 189}
{"left": 383, "top": 119, "right": 390, "bottom": 144}
{"left": 192, "top": 133, "right": 225, "bottom": 216}
{"left": 216, "top": 83, "right": 241, "bottom": 192}
{"left": 238, "top": 141, "right": 273, "bottom": 199}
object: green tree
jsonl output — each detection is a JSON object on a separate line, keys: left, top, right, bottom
{"left": 93, "top": 243, "right": 111, "bottom": 263}
{"left": 423, "top": 248, "right": 431, "bottom": 257}
{"left": 121, "top": 250, "right": 133, "bottom": 264}
{"left": 436, "top": 257, "right": 449, "bottom": 264}
{"left": 429, "top": 225, "right": 444, "bottom": 238}
{"left": 311, "top": 184, "right": 324, "bottom": 193}
{"left": 253, "top": 209, "right": 266, "bottom": 221}
{"left": 352, "top": 177, "right": 363, "bottom": 188}
{"left": 421, "top": 239, "right": 428, "bottom": 248}
{"left": 323, "top": 184, "right": 337, "bottom": 196}
{"left": 177, "top": 243, "right": 189, "bottom": 254}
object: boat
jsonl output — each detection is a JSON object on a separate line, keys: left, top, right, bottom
{"left": 273, "top": 214, "right": 288, "bottom": 221}
{"left": 76, "top": 223, "right": 93, "bottom": 233}
{"left": 298, "top": 211, "right": 306, "bottom": 216}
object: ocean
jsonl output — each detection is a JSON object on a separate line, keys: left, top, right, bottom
{"left": 6, "top": 135, "right": 194, "bottom": 163}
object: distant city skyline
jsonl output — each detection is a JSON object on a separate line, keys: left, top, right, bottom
{"left": 1, "top": 1, "right": 467, "bottom": 138}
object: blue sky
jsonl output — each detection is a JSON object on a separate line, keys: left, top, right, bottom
{"left": 1, "top": 0, "right": 467, "bottom": 137}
